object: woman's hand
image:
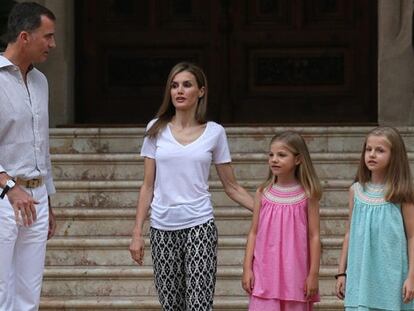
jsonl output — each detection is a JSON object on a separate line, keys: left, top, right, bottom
{"left": 242, "top": 268, "right": 254, "bottom": 294}
{"left": 129, "top": 235, "right": 145, "bottom": 265}
{"left": 335, "top": 275, "right": 346, "bottom": 300}
{"left": 304, "top": 274, "right": 319, "bottom": 299}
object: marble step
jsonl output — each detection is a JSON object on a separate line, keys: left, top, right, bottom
{"left": 50, "top": 179, "right": 352, "bottom": 208}
{"left": 51, "top": 207, "right": 347, "bottom": 237}
{"left": 49, "top": 127, "right": 366, "bottom": 154}
{"left": 41, "top": 266, "right": 339, "bottom": 298}
{"left": 51, "top": 152, "right": 362, "bottom": 181}
{"left": 45, "top": 235, "right": 344, "bottom": 267}
{"left": 50, "top": 127, "right": 414, "bottom": 154}
{"left": 51, "top": 152, "right": 414, "bottom": 181}
{"left": 39, "top": 295, "right": 343, "bottom": 310}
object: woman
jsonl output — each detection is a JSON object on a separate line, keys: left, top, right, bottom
{"left": 129, "top": 62, "right": 253, "bottom": 311}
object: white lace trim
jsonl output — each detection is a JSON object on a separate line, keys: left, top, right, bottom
{"left": 354, "top": 182, "right": 387, "bottom": 205}
{"left": 263, "top": 185, "right": 307, "bottom": 204}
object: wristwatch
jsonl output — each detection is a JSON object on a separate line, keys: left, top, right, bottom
{"left": 0, "top": 179, "right": 16, "bottom": 199}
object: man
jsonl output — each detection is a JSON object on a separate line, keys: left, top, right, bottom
{"left": 0, "top": 2, "right": 57, "bottom": 310}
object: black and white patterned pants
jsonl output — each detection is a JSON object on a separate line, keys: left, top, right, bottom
{"left": 150, "top": 219, "right": 218, "bottom": 311}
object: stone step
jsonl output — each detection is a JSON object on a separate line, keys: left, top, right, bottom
{"left": 45, "top": 235, "right": 344, "bottom": 267}
{"left": 52, "top": 207, "right": 347, "bottom": 237}
{"left": 41, "top": 266, "right": 339, "bottom": 298}
{"left": 49, "top": 127, "right": 363, "bottom": 154}
{"left": 50, "top": 153, "right": 359, "bottom": 181}
{"left": 39, "top": 295, "right": 343, "bottom": 310}
{"left": 41, "top": 126, "right": 413, "bottom": 311}
{"left": 50, "top": 127, "right": 414, "bottom": 154}
{"left": 42, "top": 127, "right": 375, "bottom": 311}
{"left": 50, "top": 179, "right": 352, "bottom": 208}
{"left": 51, "top": 152, "right": 414, "bottom": 181}
{"left": 46, "top": 236, "right": 245, "bottom": 267}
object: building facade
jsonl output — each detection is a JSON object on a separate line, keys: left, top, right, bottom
{"left": 2, "top": 0, "right": 413, "bottom": 127}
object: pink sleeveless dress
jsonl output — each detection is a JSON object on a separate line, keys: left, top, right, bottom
{"left": 251, "top": 183, "right": 319, "bottom": 305}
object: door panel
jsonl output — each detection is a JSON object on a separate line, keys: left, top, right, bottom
{"left": 75, "top": 0, "right": 377, "bottom": 125}
{"left": 227, "top": 0, "right": 376, "bottom": 124}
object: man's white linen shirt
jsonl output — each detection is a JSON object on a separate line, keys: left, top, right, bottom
{"left": 141, "top": 120, "right": 231, "bottom": 230}
{"left": 0, "top": 55, "right": 55, "bottom": 195}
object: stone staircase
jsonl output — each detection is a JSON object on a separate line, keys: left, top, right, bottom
{"left": 39, "top": 126, "right": 414, "bottom": 311}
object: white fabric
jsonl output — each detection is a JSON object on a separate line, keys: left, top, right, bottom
{"left": 141, "top": 120, "right": 231, "bottom": 230}
{"left": 0, "top": 55, "right": 55, "bottom": 195}
{"left": 0, "top": 185, "right": 49, "bottom": 311}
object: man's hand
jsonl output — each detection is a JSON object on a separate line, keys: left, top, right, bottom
{"left": 47, "top": 197, "right": 56, "bottom": 239}
{"left": 7, "top": 185, "right": 38, "bottom": 226}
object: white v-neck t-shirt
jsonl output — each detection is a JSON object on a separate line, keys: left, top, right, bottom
{"left": 140, "top": 120, "right": 231, "bottom": 230}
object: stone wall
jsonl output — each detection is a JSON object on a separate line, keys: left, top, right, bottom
{"left": 378, "top": 0, "right": 414, "bottom": 125}
{"left": 35, "top": 0, "right": 75, "bottom": 127}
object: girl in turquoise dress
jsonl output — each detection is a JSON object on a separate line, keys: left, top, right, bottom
{"left": 335, "top": 126, "right": 414, "bottom": 310}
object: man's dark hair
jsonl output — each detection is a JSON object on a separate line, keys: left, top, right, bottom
{"left": 5, "top": 2, "right": 55, "bottom": 43}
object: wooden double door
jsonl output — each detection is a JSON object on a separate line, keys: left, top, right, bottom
{"left": 75, "top": 0, "right": 377, "bottom": 125}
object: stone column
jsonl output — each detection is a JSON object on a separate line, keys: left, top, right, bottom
{"left": 36, "top": 0, "right": 75, "bottom": 127}
{"left": 378, "top": 0, "right": 414, "bottom": 125}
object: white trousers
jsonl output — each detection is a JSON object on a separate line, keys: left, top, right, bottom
{"left": 0, "top": 185, "right": 49, "bottom": 311}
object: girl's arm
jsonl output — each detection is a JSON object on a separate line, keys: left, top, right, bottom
{"left": 242, "top": 189, "right": 262, "bottom": 294}
{"left": 402, "top": 202, "right": 414, "bottom": 303}
{"left": 335, "top": 186, "right": 355, "bottom": 300}
{"left": 305, "top": 197, "right": 321, "bottom": 299}
{"left": 215, "top": 163, "right": 254, "bottom": 211}
{"left": 129, "top": 157, "right": 155, "bottom": 265}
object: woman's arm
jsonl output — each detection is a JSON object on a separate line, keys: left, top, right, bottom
{"left": 335, "top": 186, "right": 355, "bottom": 300}
{"left": 215, "top": 163, "right": 254, "bottom": 211}
{"left": 305, "top": 197, "right": 321, "bottom": 299}
{"left": 129, "top": 157, "right": 155, "bottom": 265}
{"left": 402, "top": 202, "right": 414, "bottom": 303}
{"left": 242, "top": 189, "right": 262, "bottom": 294}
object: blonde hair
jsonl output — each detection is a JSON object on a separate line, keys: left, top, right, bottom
{"left": 146, "top": 62, "right": 208, "bottom": 138}
{"left": 260, "top": 131, "right": 322, "bottom": 200}
{"left": 355, "top": 126, "right": 414, "bottom": 204}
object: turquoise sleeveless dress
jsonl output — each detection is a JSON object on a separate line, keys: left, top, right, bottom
{"left": 345, "top": 182, "right": 414, "bottom": 311}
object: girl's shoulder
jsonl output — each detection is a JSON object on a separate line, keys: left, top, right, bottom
{"left": 351, "top": 181, "right": 369, "bottom": 198}
{"left": 350, "top": 182, "right": 361, "bottom": 192}
{"left": 255, "top": 187, "right": 264, "bottom": 200}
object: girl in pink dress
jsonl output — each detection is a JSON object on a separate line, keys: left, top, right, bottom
{"left": 242, "top": 131, "right": 322, "bottom": 311}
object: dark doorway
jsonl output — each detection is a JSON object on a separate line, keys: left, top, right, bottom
{"left": 0, "top": 0, "right": 17, "bottom": 51}
{"left": 75, "top": 0, "right": 377, "bottom": 125}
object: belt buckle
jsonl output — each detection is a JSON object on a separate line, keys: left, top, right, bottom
{"left": 27, "top": 178, "right": 41, "bottom": 188}
{"left": 27, "top": 179, "right": 37, "bottom": 188}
